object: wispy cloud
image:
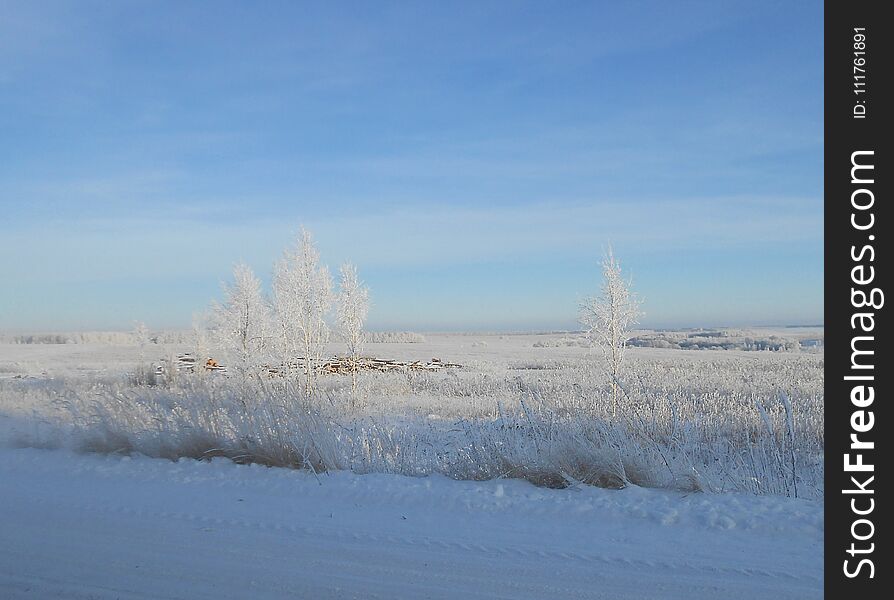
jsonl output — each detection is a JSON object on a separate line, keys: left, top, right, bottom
{"left": 0, "top": 195, "right": 820, "bottom": 284}
{"left": 0, "top": 1, "right": 821, "bottom": 330}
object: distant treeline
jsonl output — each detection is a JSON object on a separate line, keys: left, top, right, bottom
{"left": 532, "top": 329, "right": 823, "bottom": 353}
{"left": 328, "top": 331, "right": 425, "bottom": 344}
{"left": 2, "top": 331, "right": 194, "bottom": 345}
{"left": 363, "top": 331, "right": 426, "bottom": 344}
{"left": 3, "top": 330, "right": 427, "bottom": 345}
{"left": 629, "top": 330, "right": 823, "bottom": 352}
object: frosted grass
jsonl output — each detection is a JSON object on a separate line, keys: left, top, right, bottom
{"left": 1, "top": 352, "right": 823, "bottom": 498}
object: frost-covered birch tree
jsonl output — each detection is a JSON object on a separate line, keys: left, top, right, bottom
{"left": 336, "top": 262, "right": 370, "bottom": 393}
{"left": 133, "top": 321, "right": 150, "bottom": 363}
{"left": 272, "top": 227, "right": 334, "bottom": 393}
{"left": 579, "top": 247, "right": 643, "bottom": 414}
{"left": 210, "top": 262, "right": 272, "bottom": 370}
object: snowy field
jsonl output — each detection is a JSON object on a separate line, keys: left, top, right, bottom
{"left": 0, "top": 331, "right": 824, "bottom": 598}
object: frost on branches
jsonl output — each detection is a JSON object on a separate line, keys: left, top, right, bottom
{"left": 336, "top": 263, "right": 370, "bottom": 393}
{"left": 273, "top": 228, "right": 334, "bottom": 393}
{"left": 209, "top": 263, "right": 273, "bottom": 370}
{"left": 580, "top": 247, "right": 643, "bottom": 413}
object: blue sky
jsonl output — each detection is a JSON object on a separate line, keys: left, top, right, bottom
{"left": 0, "top": 1, "right": 823, "bottom": 332}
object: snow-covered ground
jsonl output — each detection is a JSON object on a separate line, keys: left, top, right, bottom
{"left": 0, "top": 446, "right": 821, "bottom": 599}
{"left": 0, "top": 332, "right": 824, "bottom": 597}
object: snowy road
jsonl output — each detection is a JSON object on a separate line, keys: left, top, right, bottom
{"left": 0, "top": 448, "right": 822, "bottom": 599}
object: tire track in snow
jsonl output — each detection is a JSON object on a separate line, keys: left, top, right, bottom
{"left": 19, "top": 493, "right": 821, "bottom": 587}
{"left": 0, "top": 449, "right": 823, "bottom": 599}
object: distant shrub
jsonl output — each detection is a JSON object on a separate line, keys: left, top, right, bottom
{"left": 11, "top": 334, "right": 72, "bottom": 344}
{"left": 532, "top": 336, "right": 588, "bottom": 348}
{"left": 363, "top": 331, "right": 426, "bottom": 344}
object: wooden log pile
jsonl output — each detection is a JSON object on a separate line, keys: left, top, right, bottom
{"left": 261, "top": 356, "right": 462, "bottom": 377}
{"left": 318, "top": 356, "right": 462, "bottom": 374}
{"left": 155, "top": 354, "right": 462, "bottom": 378}
{"left": 154, "top": 354, "right": 228, "bottom": 376}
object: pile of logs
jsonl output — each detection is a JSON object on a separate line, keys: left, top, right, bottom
{"left": 264, "top": 356, "right": 462, "bottom": 376}
{"left": 156, "top": 354, "right": 461, "bottom": 378}
{"left": 154, "top": 354, "right": 228, "bottom": 376}
{"left": 319, "top": 356, "right": 462, "bottom": 374}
